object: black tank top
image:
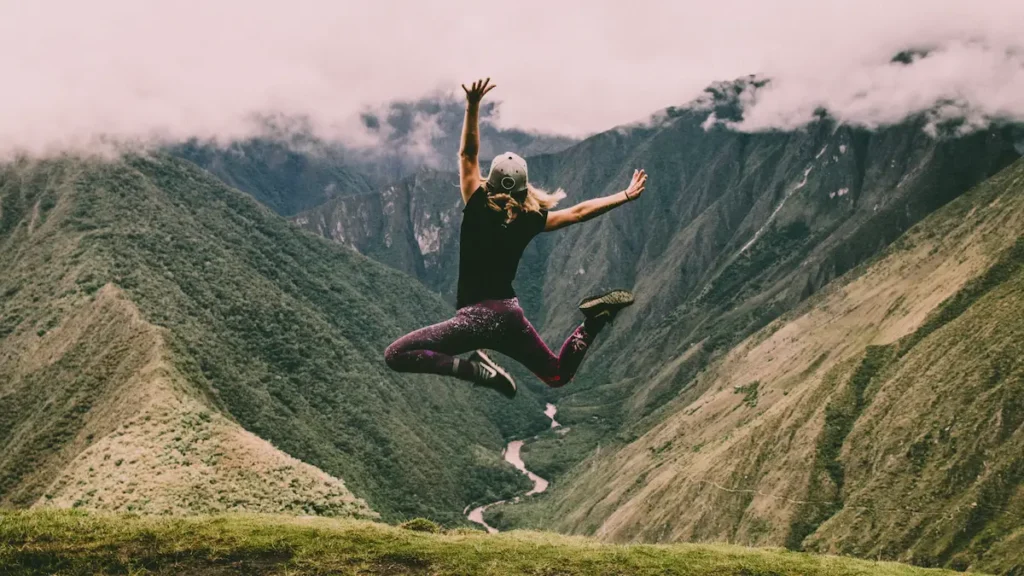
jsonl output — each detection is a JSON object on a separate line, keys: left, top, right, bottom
{"left": 456, "top": 187, "right": 548, "bottom": 308}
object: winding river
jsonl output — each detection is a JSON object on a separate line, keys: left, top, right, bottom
{"left": 465, "top": 403, "right": 560, "bottom": 533}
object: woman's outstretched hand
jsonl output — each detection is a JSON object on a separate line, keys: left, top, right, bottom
{"left": 625, "top": 169, "right": 648, "bottom": 201}
{"left": 462, "top": 78, "right": 496, "bottom": 104}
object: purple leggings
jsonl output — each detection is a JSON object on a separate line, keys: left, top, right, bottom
{"left": 384, "top": 298, "right": 595, "bottom": 388}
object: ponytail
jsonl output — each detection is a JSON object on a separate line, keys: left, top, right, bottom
{"left": 486, "top": 183, "right": 566, "bottom": 223}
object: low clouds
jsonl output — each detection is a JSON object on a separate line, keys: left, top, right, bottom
{"left": 0, "top": 0, "right": 1022, "bottom": 157}
{"left": 719, "top": 40, "right": 1024, "bottom": 135}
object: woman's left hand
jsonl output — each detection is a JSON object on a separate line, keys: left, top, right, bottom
{"left": 625, "top": 169, "right": 647, "bottom": 201}
{"left": 462, "top": 78, "right": 496, "bottom": 105}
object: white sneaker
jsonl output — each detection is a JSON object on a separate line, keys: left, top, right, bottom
{"left": 468, "top": 350, "right": 517, "bottom": 399}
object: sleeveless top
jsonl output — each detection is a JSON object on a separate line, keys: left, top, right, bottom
{"left": 455, "top": 187, "right": 548, "bottom": 308}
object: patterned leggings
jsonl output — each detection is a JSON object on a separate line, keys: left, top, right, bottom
{"left": 384, "top": 298, "right": 596, "bottom": 388}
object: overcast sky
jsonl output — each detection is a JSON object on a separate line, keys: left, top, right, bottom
{"left": 1, "top": 0, "right": 1022, "bottom": 155}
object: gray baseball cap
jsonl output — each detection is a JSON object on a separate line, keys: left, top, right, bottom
{"left": 487, "top": 152, "right": 528, "bottom": 194}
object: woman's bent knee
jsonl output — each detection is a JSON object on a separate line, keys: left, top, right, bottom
{"left": 384, "top": 340, "right": 405, "bottom": 371}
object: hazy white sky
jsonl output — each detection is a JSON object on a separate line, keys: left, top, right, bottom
{"left": 0, "top": 0, "right": 1022, "bottom": 155}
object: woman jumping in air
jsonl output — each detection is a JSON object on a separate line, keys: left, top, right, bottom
{"left": 384, "top": 78, "right": 647, "bottom": 398}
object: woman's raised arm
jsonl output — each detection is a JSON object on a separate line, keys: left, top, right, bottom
{"left": 458, "top": 78, "right": 495, "bottom": 204}
{"left": 544, "top": 169, "right": 647, "bottom": 232}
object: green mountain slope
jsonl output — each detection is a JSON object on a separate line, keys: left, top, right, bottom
{"left": 292, "top": 169, "right": 467, "bottom": 309}
{"left": 0, "top": 509, "right": 965, "bottom": 576}
{"left": 172, "top": 138, "right": 376, "bottom": 216}
{"left": 0, "top": 155, "right": 548, "bottom": 524}
{"left": 494, "top": 158, "right": 1024, "bottom": 574}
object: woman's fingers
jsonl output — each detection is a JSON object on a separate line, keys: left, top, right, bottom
{"left": 627, "top": 168, "right": 648, "bottom": 199}
{"left": 464, "top": 79, "right": 496, "bottom": 101}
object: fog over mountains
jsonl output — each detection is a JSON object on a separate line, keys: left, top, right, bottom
{"left": 3, "top": 1, "right": 1023, "bottom": 156}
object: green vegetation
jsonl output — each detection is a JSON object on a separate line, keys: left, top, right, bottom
{"left": 697, "top": 222, "right": 813, "bottom": 311}
{"left": 172, "top": 139, "right": 375, "bottom": 216}
{"left": 0, "top": 509, "right": 964, "bottom": 576}
{"left": 398, "top": 517, "right": 443, "bottom": 533}
{"left": 897, "top": 236, "right": 1024, "bottom": 358}
{"left": 787, "top": 346, "right": 893, "bottom": 549}
{"left": 733, "top": 381, "right": 761, "bottom": 409}
{"left": 0, "top": 156, "right": 544, "bottom": 524}
{"left": 518, "top": 419, "right": 617, "bottom": 482}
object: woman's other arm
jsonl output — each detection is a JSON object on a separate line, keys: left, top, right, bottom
{"left": 458, "top": 78, "right": 495, "bottom": 204}
{"left": 544, "top": 169, "right": 647, "bottom": 232}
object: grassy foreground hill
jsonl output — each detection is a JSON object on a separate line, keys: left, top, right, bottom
{"left": 0, "top": 509, "right": 965, "bottom": 576}
{"left": 0, "top": 154, "right": 547, "bottom": 524}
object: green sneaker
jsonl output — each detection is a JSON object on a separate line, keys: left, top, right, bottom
{"left": 578, "top": 289, "right": 635, "bottom": 322}
{"left": 468, "top": 350, "right": 517, "bottom": 399}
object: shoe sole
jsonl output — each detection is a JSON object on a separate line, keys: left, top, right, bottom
{"left": 578, "top": 290, "right": 635, "bottom": 316}
{"left": 470, "top": 350, "right": 517, "bottom": 398}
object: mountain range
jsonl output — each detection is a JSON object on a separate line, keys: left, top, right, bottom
{"left": 2, "top": 77, "right": 1023, "bottom": 574}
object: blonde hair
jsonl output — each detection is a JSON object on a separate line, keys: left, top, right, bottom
{"left": 485, "top": 183, "right": 566, "bottom": 224}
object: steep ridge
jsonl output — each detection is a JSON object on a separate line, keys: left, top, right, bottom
{"left": 0, "top": 163, "right": 372, "bottom": 517}
{"left": 498, "top": 158, "right": 1024, "bottom": 574}
{"left": 0, "top": 156, "right": 545, "bottom": 524}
